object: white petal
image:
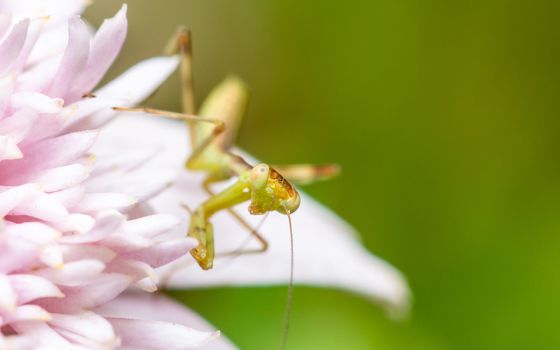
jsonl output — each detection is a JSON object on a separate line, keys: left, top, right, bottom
{"left": 0, "top": 135, "right": 22, "bottom": 160}
{"left": 105, "top": 115, "right": 411, "bottom": 314}
{"left": 122, "top": 214, "right": 180, "bottom": 239}
{"left": 74, "top": 192, "right": 137, "bottom": 212}
{"left": 95, "top": 55, "right": 179, "bottom": 105}
{"left": 11, "top": 92, "right": 63, "bottom": 114}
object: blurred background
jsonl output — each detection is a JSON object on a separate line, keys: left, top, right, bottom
{"left": 87, "top": 1, "right": 560, "bottom": 349}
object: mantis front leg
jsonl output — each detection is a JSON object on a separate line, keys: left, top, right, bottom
{"left": 189, "top": 176, "right": 251, "bottom": 270}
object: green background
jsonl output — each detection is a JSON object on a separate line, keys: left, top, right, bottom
{"left": 87, "top": 1, "right": 560, "bottom": 349}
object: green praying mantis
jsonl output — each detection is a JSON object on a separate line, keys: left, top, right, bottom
{"left": 117, "top": 28, "right": 338, "bottom": 271}
{"left": 116, "top": 28, "right": 339, "bottom": 350}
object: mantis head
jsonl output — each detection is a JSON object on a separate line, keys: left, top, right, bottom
{"left": 248, "top": 164, "right": 301, "bottom": 215}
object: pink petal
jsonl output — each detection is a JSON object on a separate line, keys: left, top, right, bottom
{"left": 9, "top": 274, "right": 64, "bottom": 303}
{"left": 0, "top": 19, "right": 28, "bottom": 75}
{"left": 122, "top": 238, "right": 197, "bottom": 268}
{"left": 0, "top": 130, "right": 97, "bottom": 185}
{"left": 76, "top": 5, "right": 128, "bottom": 94}
{"left": 49, "top": 312, "right": 118, "bottom": 349}
{"left": 38, "top": 273, "right": 132, "bottom": 312}
{"left": 8, "top": 16, "right": 45, "bottom": 74}
{"left": 47, "top": 15, "right": 89, "bottom": 100}
{"left": 60, "top": 210, "right": 124, "bottom": 244}
{"left": 39, "top": 243, "right": 64, "bottom": 268}
{"left": 60, "top": 244, "right": 116, "bottom": 264}
{"left": 37, "top": 164, "right": 89, "bottom": 192}
{"left": 98, "top": 292, "right": 237, "bottom": 350}
{"left": 0, "top": 108, "right": 38, "bottom": 143}
{"left": 0, "top": 14, "right": 12, "bottom": 39}
{"left": 10, "top": 322, "right": 79, "bottom": 350}
{"left": 5, "top": 221, "right": 60, "bottom": 245}
{"left": 0, "top": 0, "right": 86, "bottom": 23}
{"left": 61, "top": 96, "right": 127, "bottom": 132}
{"left": 3, "top": 305, "right": 51, "bottom": 323}
{"left": 0, "top": 236, "right": 37, "bottom": 273}
{"left": 0, "top": 183, "right": 40, "bottom": 217}
{"left": 106, "top": 260, "right": 158, "bottom": 292}
{"left": 122, "top": 214, "right": 180, "bottom": 239}
{"left": 108, "top": 318, "right": 219, "bottom": 350}
{"left": 12, "top": 191, "right": 69, "bottom": 222}
{"left": 48, "top": 186, "right": 85, "bottom": 209}
{"left": 34, "top": 260, "right": 105, "bottom": 287}
{"left": 0, "top": 73, "right": 16, "bottom": 114}
{"left": 55, "top": 213, "right": 95, "bottom": 234}
{"left": 0, "top": 274, "right": 16, "bottom": 312}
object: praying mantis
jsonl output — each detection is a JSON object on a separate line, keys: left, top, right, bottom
{"left": 117, "top": 28, "right": 338, "bottom": 271}
{"left": 116, "top": 28, "right": 339, "bottom": 350}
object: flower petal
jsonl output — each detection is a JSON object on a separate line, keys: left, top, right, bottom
{"left": 9, "top": 274, "right": 64, "bottom": 303}
{"left": 0, "top": 19, "right": 28, "bottom": 75}
{"left": 103, "top": 115, "right": 410, "bottom": 314}
{"left": 49, "top": 312, "right": 118, "bottom": 349}
{"left": 107, "top": 318, "right": 219, "bottom": 350}
{"left": 0, "top": 274, "right": 17, "bottom": 312}
{"left": 47, "top": 15, "right": 89, "bottom": 100}
{"left": 38, "top": 273, "right": 132, "bottom": 312}
{"left": 0, "top": 0, "right": 86, "bottom": 23}
{"left": 0, "top": 130, "right": 97, "bottom": 185}
{"left": 4, "top": 305, "right": 51, "bottom": 323}
{"left": 95, "top": 55, "right": 179, "bottom": 105}
{"left": 77, "top": 5, "right": 127, "bottom": 94}
{"left": 97, "top": 292, "right": 237, "bottom": 350}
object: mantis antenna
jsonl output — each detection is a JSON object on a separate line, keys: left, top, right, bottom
{"left": 280, "top": 208, "right": 295, "bottom": 350}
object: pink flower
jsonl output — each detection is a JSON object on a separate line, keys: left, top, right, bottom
{"left": 0, "top": 2, "right": 221, "bottom": 349}
{"left": 0, "top": 1, "right": 410, "bottom": 349}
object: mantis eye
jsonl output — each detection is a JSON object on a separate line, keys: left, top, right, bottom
{"left": 250, "top": 163, "right": 270, "bottom": 190}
